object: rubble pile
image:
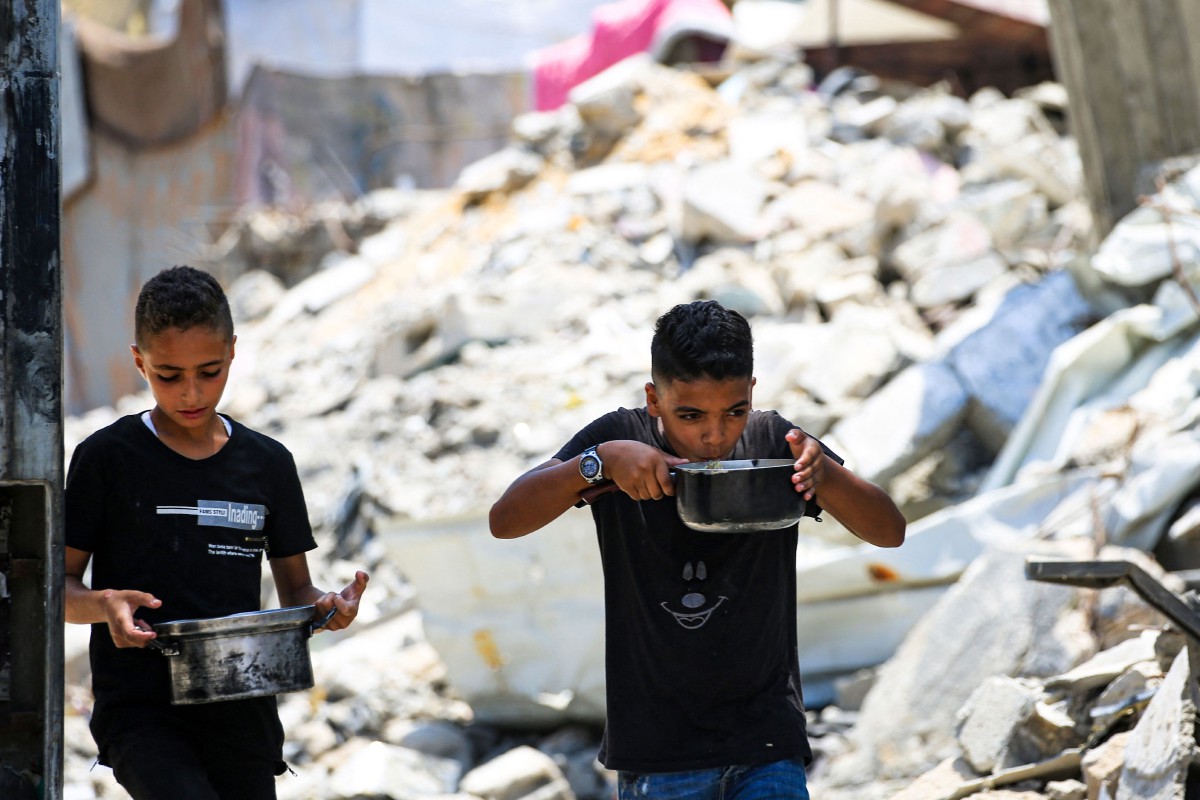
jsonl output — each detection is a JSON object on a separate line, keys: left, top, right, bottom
{"left": 63, "top": 51, "right": 1200, "bottom": 800}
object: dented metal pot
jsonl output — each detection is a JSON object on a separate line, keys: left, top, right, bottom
{"left": 150, "top": 605, "right": 333, "bottom": 705}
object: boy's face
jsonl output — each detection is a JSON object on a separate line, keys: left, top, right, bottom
{"left": 645, "top": 376, "right": 755, "bottom": 463}
{"left": 131, "top": 325, "right": 235, "bottom": 436}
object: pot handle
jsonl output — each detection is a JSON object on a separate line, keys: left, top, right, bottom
{"left": 579, "top": 481, "right": 620, "bottom": 505}
{"left": 311, "top": 606, "right": 337, "bottom": 634}
{"left": 579, "top": 469, "right": 680, "bottom": 505}
{"left": 146, "top": 638, "right": 180, "bottom": 657}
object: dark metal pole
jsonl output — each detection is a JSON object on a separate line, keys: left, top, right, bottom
{"left": 0, "top": 0, "right": 64, "bottom": 798}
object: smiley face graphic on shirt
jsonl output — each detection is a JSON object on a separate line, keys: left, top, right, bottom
{"left": 660, "top": 560, "right": 728, "bottom": 629}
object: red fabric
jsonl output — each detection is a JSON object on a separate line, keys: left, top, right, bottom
{"left": 532, "top": 0, "right": 731, "bottom": 111}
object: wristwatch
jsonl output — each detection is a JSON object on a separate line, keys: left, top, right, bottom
{"left": 579, "top": 446, "right": 605, "bottom": 484}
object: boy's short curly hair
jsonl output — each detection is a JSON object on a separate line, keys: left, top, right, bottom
{"left": 134, "top": 265, "right": 234, "bottom": 348}
{"left": 650, "top": 300, "right": 753, "bottom": 384}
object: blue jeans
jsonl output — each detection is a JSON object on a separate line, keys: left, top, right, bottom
{"left": 617, "top": 758, "right": 810, "bottom": 800}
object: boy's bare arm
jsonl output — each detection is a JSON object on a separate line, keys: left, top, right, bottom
{"left": 64, "top": 545, "right": 162, "bottom": 647}
{"left": 488, "top": 458, "right": 581, "bottom": 539}
{"left": 811, "top": 459, "right": 906, "bottom": 547}
{"left": 490, "top": 443, "right": 685, "bottom": 539}
{"left": 269, "top": 554, "right": 369, "bottom": 633}
{"left": 787, "top": 430, "right": 906, "bottom": 548}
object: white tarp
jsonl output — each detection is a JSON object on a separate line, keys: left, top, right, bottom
{"left": 984, "top": 168, "right": 1200, "bottom": 493}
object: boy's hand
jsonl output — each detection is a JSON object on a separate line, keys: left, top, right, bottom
{"left": 101, "top": 589, "right": 162, "bottom": 649}
{"left": 599, "top": 440, "right": 688, "bottom": 501}
{"left": 314, "top": 570, "right": 369, "bottom": 633}
{"left": 786, "top": 428, "right": 826, "bottom": 502}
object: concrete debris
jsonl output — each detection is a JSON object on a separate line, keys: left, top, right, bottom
{"left": 459, "top": 746, "right": 575, "bottom": 800}
{"left": 1116, "top": 649, "right": 1196, "bottom": 800}
{"left": 956, "top": 676, "right": 1042, "bottom": 774}
{"left": 1047, "top": 779, "right": 1088, "bottom": 800}
{"left": 1043, "top": 631, "right": 1166, "bottom": 694}
{"left": 456, "top": 148, "right": 546, "bottom": 205}
{"left": 811, "top": 542, "right": 1096, "bottom": 792}
{"left": 323, "top": 740, "right": 463, "bottom": 800}
{"left": 62, "top": 45, "right": 1200, "bottom": 800}
{"left": 1083, "top": 732, "right": 1130, "bottom": 800}
{"left": 828, "top": 360, "right": 971, "bottom": 485}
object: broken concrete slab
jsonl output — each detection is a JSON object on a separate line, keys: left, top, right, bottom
{"left": 1043, "top": 631, "right": 1163, "bottom": 694}
{"left": 325, "top": 740, "right": 463, "bottom": 800}
{"left": 459, "top": 745, "right": 574, "bottom": 800}
{"left": 1116, "top": 648, "right": 1196, "bottom": 800}
{"left": 956, "top": 675, "right": 1041, "bottom": 773}
{"left": 1047, "top": 779, "right": 1087, "bottom": 800}
{"left": 1088, "top": 662, "right": 1163, "bottom": 737}
{"left": 789, "top": 309, "right": 910, "bottom": 405}
{"left": 909, "top": 250, "right": 1010, "bottom": 309}
{"left": 455, "top": 147, "right": 545, "bottom": 203}
{"left": 816, "top": 542, "right": 1095, "bottom": 787}
{"left": 676, "top": 159, "right": 772, "bottom": 243}
{"left": 890, "top": 212, "right": 994, "bottom": 287}
{"left": 956, "top": 179, "right": 1050, "bottom": 250}
{"left": 827, "top": 360, "right": 970, "bottom": 485}
{"left": 1005, "top": 697, "right": 1084, "bottom": 771}
{"left": 761, "top": 179, "right": 876, "bottom": 241}
{"left": 886, "top": 757, "right": 978, "bottom": 800}
{"left": 1083, "top": 732, "right": 1129, "bottom": 800}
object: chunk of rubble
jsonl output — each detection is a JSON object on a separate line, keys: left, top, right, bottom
{"left": 677, "top": 159, "right": 771, "bottom": 243}
{"left": 1082, "top": 731, "right": 1130, "bottom": 800}
{"left": 1042, "top": 631, "right": 1164, "bottom": 694}
{"left": 325, "top": 739, "right": 463, "bottom": 800}
{"left": 1046, "top": 779, "right": 1087, "bottom": 800}
{"left": 956, "top": 676, "right": 1042, "bottom": 773}
{"left": 455, "top": 147, "right": 545, "bottom": 204}
{"left": 1117, "top": 649, "right": 1196, "bottom": 800}
{"left": 816, "top": 542, "right": 1095, "bottom": 787}
{"left": 1087, "top": 662, "right": 1163, "bottom": 737}
{"left": 459, "top": 745, "right": 574, "bottom": 800}
{"left": 827, "top": 360, "right": 970, "bottom": 484}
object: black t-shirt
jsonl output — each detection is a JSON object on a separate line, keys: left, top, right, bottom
{"left": 556, "top": 408, "right": 841, "bottom": 773}
{"left": 65, "top": 413, "right": 317, "bottom": 747}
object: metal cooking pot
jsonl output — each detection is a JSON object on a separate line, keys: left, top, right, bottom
{"left": 150, "top": 605, "right": 334, "bottom": 705}
{"left": 581, "top": 458, "right": 806, "bottom": 533}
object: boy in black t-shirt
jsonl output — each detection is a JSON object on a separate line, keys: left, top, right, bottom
{"left": 489, "top": 300, "right": 905, "bottom": 800}
{"left": 65, "top": 265, "right": 370, "bottom": 800}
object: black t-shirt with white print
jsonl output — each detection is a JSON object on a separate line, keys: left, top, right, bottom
{"left": 556, "top": 408, "right": 842, "bottom": 774}
{"left": 65, "top": 413, "right": 317, "bottom": 744}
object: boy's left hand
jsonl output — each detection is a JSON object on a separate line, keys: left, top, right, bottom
{"left": 314, "top": 570, "right": 369, "bottom": 633}
{"left": 785, "top": 428, "right": 825, "bottom": 501}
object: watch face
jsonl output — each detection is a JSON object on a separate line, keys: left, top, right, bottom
{"left": 581, "top": 454, "right": 601, "bottom": 480}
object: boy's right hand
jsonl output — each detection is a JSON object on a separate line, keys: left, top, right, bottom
{"left": 101, "top": 589, "right": 162, "bottom": 648}
{"left": 597, "top": 441, "right": 688, "bottom": 501}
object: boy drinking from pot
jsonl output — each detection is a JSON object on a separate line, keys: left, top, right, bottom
{"left": 489, "top": 299, "right": 905, "bottom": 800}
{"left": 64, "top": 265, "right": 369, "bottom": 799}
